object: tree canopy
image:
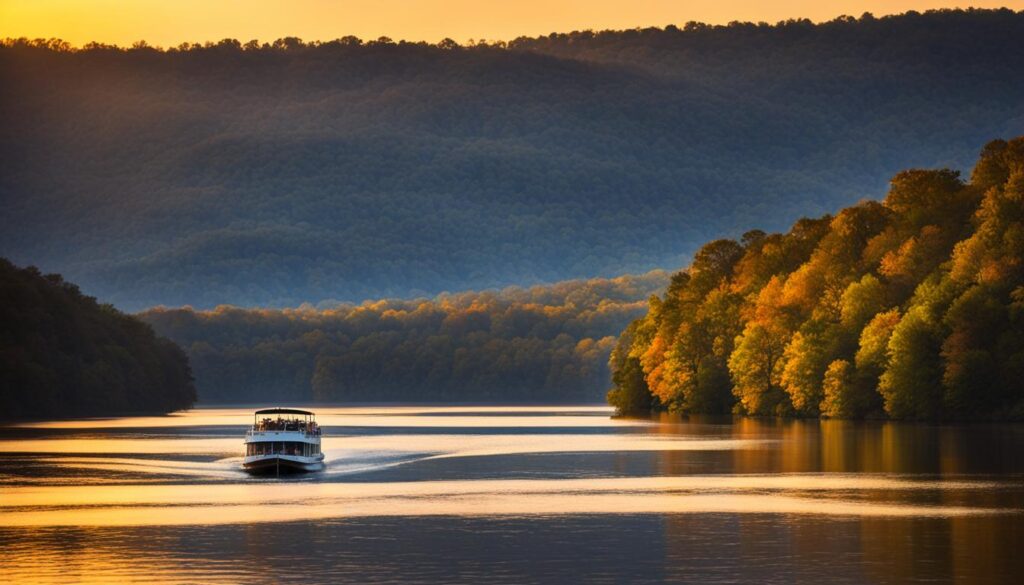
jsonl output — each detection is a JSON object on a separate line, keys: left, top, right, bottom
{"left": 0, "top": 258, "right": 195, "bottom": 418}
{"left": 139, "top": 271, "right": 667, "bottom": 403}
{"left": 608, "top": 137, "right": 1024, "bottom": 420}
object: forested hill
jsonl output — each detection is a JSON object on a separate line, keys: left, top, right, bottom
{"left": 608, "top": 138, "right": 1024, "bottom": 421}
{"left": 3, "top": 9, "right": 1024, "bottom": 311}
{"left": 139, "top": 271, "right": 667, "bottom": 403}
{"left": 0, "top": 259, "right": 195, "bottom": 418}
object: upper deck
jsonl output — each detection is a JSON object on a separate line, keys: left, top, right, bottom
{"left": 246, "top": 408, "right": 321, "bottom": 441}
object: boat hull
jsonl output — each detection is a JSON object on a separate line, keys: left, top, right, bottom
{"left": 242, "top": 454, "right": 325, "bottom": 474}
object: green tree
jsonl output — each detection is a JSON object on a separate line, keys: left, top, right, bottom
{"left": 729, "top": 321, "right": 790, "bottom": 415}
{"left": 840, "top": 274, "right": 889, "bottom": 331}
{"left": 878, "top": 304, "right": 945, "bottom": 419}
{"left": 941, "top": 286, "right": 1003, "bottom": 414}
{"left": 607, "top": 357, "right": 653, "bottom": 415}
{"left": 820, "top": 359, "right": 862, "bottom": 418}
{"left": 779, "top": 321, "right": 837, "bottom": 416}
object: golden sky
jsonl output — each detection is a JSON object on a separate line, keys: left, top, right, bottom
{"left": 2, "top": 1, "right": 1022, "bottom": 47}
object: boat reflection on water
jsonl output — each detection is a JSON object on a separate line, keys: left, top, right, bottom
{"left": 242, "top": 408, "right": 324, "bottom": 474}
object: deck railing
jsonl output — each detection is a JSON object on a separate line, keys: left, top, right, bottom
{"left": 246, "top": 427, "right": 321, "bottom": 438}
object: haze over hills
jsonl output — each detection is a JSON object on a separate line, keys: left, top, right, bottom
{"left": 140, "top": 271, "right": 668, "bottom": 403}
{"left": 2, "top": 9, "right": 1024, "bottom": 311}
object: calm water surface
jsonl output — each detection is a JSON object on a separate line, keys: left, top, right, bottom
{"left": 1, "top": 406, "right": 1023, "bottom": 584}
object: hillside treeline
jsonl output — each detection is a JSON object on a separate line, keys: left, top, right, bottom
{"left": 609, "top": 138, "right": 1024, "bottom": 420}
{"left": 140, "top": 272, "right": 667, "bottom": 403}
{"left": 3, "top": 9, "right": 1024, "bottom": 310}
{"left": 0, "top": 259, "right": 195, "bottom": 418}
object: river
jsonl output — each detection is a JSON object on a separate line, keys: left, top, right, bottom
{"left": 1, "top": 406, "right": 1022, "bottom": 583}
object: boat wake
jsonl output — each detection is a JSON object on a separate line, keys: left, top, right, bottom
{"left": 9, "top": 432, "right": 769, "bottom": 483}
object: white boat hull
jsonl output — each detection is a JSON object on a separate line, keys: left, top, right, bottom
{"left": 243, "top": 453, "right": 325, "bottom": 474}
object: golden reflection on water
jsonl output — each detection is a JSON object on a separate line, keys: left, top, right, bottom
{"left": 3, "top": 474, "right": 1007, "bottom": 507}
{"left": 1, "top": 496, "right": 1007, "bottom": 529}
{"left": 1, "top": 477, "right": 1012, "bottom": 527}
{"left": 2, "top": 407, "right": 1024, "bottom": 584}
{"left": 10, "top": 405, "right": 629, "bottom": 430}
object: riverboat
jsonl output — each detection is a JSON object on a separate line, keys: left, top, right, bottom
{"left": 242, "top": 408, "right": 324, "bottom": 474}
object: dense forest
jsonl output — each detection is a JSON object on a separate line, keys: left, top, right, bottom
{"left": 2, "top": 9, "right": 1024, "bottom": 310}
{"left": 139, "top": 272, "right": 666, "bottom": 403}
{"left": 608, "top": 138, "right": 1024, "bottom": 420}
{"left": 0, "top": 259, "right": 195, "bottom": 418}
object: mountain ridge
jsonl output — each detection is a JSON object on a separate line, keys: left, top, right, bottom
{"left": 2, "top": 9, "right": 1023, "bottom": 310}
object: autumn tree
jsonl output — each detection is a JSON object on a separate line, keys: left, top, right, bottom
{"left": 609, "top": 137, "right": 1024, "bottom": 421}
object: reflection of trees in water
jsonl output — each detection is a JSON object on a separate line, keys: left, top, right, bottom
{"left": 653, "top": 419, "right": 1024, "bottom": 583}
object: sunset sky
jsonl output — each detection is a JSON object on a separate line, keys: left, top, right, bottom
{"left": 2, "top": 0, "right": 1022, "bottom": 46}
